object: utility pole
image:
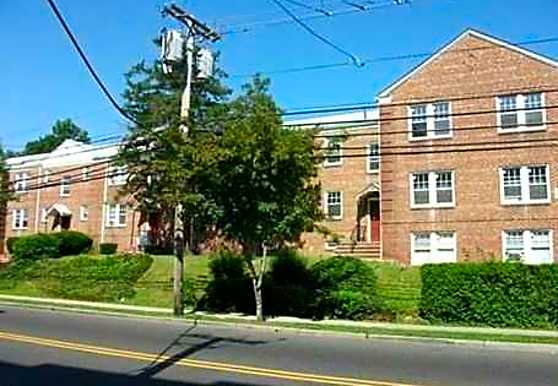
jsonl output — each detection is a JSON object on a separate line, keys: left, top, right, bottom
{"left": 162, "top": 3, "right": 220, "bottom": 316}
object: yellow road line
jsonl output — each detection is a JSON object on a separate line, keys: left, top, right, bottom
{"left": 0, "top": 331, "right": 423, "bottom": 386}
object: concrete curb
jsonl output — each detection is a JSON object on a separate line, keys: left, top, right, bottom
{"left": 1, "top": 295, "right": 557, "bottom": 354}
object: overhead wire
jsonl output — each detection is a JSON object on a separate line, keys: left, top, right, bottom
{"left": 269, "top": 0, "right": 362, "bottom": 66}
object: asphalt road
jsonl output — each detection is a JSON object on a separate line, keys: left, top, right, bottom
{"left": 0, "top": 305, "right": 556, "bottom": 386}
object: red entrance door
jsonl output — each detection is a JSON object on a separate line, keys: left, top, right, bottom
{"left": 369, "top": 199, "right": 380, "bottom": 242}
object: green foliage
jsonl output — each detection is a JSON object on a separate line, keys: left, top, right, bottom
{"left": 32, "top": 254, "right": 153, "bottom": 302}
{"left": 0, "top": 259, "right": 38, "bottom": 290}
{"left": 310, "top": 256, "right": 382, "bottom": 320}
{"left": 6, "top": 237, "right": 19, "bottom": 254}
{"left": 99, "top": 243, "right": 118, "bottom": 255}
{"left": 12, "top": 234, "right": 61, "bottom": 261}
{"left": 420, "top": 263, "right": 558, "bottom": 328}
{"left": 20, "top": 119, "right": 90, "bottom": 156}
{"left": 201, "top": 250, "right": 253, "bottom": 313}
{"left": 264, "top": 250, "right": 314, "bottom": 317}
{"left": 54, "top": 231, "right": 93, "bottom": 256}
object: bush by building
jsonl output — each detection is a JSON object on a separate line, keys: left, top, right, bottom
{"left": 99, "top": 243, "right": 118, "bottom": 255}
{"left": 310, "top": 256, "right": 382, "bottom": 320}
{"left": 420, "top": 262, "right": 558, "bottom": 328}
{"left": 54, "top": 231, "right": 93, "bottom": 256}
{"left": 11, "top": 234, "right": 61, "bottom": 261}
{"left": 6, "top": 237, "right": 19, "bottom": 254}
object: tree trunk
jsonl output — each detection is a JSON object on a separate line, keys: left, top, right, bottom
{"left": 252, "top": 278, "right": 264, "bottom": 322}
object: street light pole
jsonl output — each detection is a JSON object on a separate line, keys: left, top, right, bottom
{"left": 162, "top": 3, "right": 220, "bottom": 317}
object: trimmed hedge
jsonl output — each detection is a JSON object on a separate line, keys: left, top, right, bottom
{"left": 12, "top": 234, "right": 61, "bottom": 261}
{"left": 420, "top": 263, "right": 558, "bottom": 328}
{"left": 100, "top": 243, "right": 118, "bottom": 255}
{"left": 6, "top": 237, "right": 19, "bottom": 254}
{"left": 56, "top": 231, "right": 93, "bottom": 256}
{"left": 310, "top": 256, "right": 382, "bottom": 320}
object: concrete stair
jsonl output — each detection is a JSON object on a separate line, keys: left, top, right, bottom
{"left": 333, "top": 241, "right": 381, "bottom": 259}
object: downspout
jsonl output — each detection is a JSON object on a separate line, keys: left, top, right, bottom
{"left": 34, "top": 165, "right": 42, "bottom": 233}
{"left": 100, "top": 164, "right": 109, "bottom": 244}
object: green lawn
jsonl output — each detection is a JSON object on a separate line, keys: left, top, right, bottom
{"left": 0, "top": 254, "right": 421, "bottom": 318}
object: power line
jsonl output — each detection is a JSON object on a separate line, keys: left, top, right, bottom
{"left": 222, "top": 0, "right": 400, "bottom": 34}
{"left": 44, "top": 0, "right": 140, "bottom": 127}
{"left": 269, "top": 0, "right": 362, "bottom": 66}
{"left": 230, "top": 35, "right": 558, "bottom": 78}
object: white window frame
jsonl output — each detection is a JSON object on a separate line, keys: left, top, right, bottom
{"left": 60, "top": 176, "right": 71, "bottom": 197}
{"left": 408, "top": 101, "right": 453, "bottom": 141}
{"left": 367, "top": 143, "right": 380, "bottom": 173}
{"left": 499, "top": 165, "right": 551, "bottom": 205}
{"left": 107, "top": 166, "right": 129, "bottom": 186}
{"left": 105, "top": 203, "right": 127, "bottom": 228}
{"left": 14, "top": 172, "right": 29, "bottom": 193}
{"left": 410, "top": 231, "right": 457, "bottom": 265}
{"left": 80, "top": 205, "right": 89, "bottom": 222}
{"left": 12, "top": 208, "right": 29, "bottom": 230}
{"left": 410, "top": 170, "right": 456, "bottom": 209}
{"left": 322, "top": 137, "right": 343, "bottom": 167}
{"left": 82, "top": 167, "right": 91, "bottom": 181}
{"left": 496, "top": 92, "right": 546, "bottom": 134}
{"left": 325, "top": 191, "right": 343, "bottom": 220}
{"left": 502, "top": 229, "right": 554, "bottom": 264}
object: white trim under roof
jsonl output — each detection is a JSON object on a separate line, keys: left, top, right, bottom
{"left": 378, "top": 29, "right": 558, "bottom": 99}
{"left": 283, "top": 109, "right": 379, "bottom": 127}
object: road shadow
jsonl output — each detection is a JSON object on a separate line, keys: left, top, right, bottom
{"left": 136, "top": 324, "right": 274, "bottom": 379}
{"left": 0, "top": 360, "right": 270, "bottom": 386}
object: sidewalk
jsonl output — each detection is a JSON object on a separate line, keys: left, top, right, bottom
{"left": 1, "top": 294, "right": 558, "bottom": 345}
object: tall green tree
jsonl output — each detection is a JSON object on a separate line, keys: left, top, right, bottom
{"left": 21, "top": 119, "right": 90, "bottom": 156}
{"left": 118, "top": 43, "right": 230, "bottom": 249}
{"left": 211, "top": 78, "right": 323, "bottom": 321}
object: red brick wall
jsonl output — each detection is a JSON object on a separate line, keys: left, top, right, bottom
{"left": 380, "top": 33, "right": 558, "bottom": 264}
{"left": 301, "top": 126, "right": 380, "bottom": 255}
{"left": 4, "top": 164, "right": 139, "bottom": 254}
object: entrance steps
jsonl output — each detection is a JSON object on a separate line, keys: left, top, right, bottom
{"left": 333, "top": 241, "right": 381, "bottom": 259}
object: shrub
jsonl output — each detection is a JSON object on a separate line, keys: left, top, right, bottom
{"left": 100, "top": 243, "right": 118, "bottom": 255}
{"left": 54, "top": 231, "right": 93, "bottom": 256}
{"left": 264, "top": 250, "right": 314, "bottom": 317}
{"left": 420, "top": 263, "right": 558, "bottom": 328}
{"left": 35, "top": 254, "right": 153, "bottom": 302}
{"left": 310, "top": 256, "right": 382, "bottom": 320}
{"left": 6, "top": 237, "right": 19, "bottom": 254}
{"left": 201, "top": 250, "right": 253, "bottom": 313}
{"left": 12, "top": 234, "right": 61, "bottom": 261}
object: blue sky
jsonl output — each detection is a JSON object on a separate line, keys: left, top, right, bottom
{"left": 1, "top": 0, "right": 557, "bottom": 150}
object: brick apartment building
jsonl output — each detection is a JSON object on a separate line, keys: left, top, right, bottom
{"left": 1, "top": 139, "right": 143, "bottom": 255}
{"left": 379, "top": 29, "right": 558, "bottom": 265}
{"left": 2, "top": 29, "right": 557, "bottom": 266}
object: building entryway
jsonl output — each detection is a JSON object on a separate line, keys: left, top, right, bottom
{"left": 47, "top": 204, "right": 72, "bottom": 232}
{"left": 356, "top": 191, "right": 380, "bottom": 243}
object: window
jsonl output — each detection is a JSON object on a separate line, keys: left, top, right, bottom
{"left": 410, "top": 170, "right": 455, "bottom": 208}
{"left": 60, "top": 176, "right": 71, "bottom": 196}
{"left": 106, "top": 204, "right": 127, "bottom": 227}
{"left": 323, "top": 137, "right": 342, "bottom": 166}
{"left": 12, "top": 209, "right": 28, "bottom": 230}
{"left": 500, "top": 165, "right": 550, "bottom": 204}
{"left": 325, "top": 191, "right": 342, "bottom": 219}
{"left": 108, "top": 166, "right": 128, "bottom": 186}
{"left": 14, "top": 172, "right": 29, "bottom": 193}
{"left": 41, "top": 208, "right": 48, "bottom": 223}
{"left": 409, "top": 102, "right": 452, "bottom": 139}
{"left": 82, "top": 167, "right": 91, "bottom": 181}
{"left": 503, "top": 229, "right": 553, "bottom": 264}
{"left": 367, "top": 143, "right": 380, "bottom": 172}
{"left": 497, "top": 92, "right": 545, "bottom": 132}
{"left": 411, "top": 231, "right": 457, "bottom": 265}
{"left": 80, "top": 205, "right": 89, "bottom": 222}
